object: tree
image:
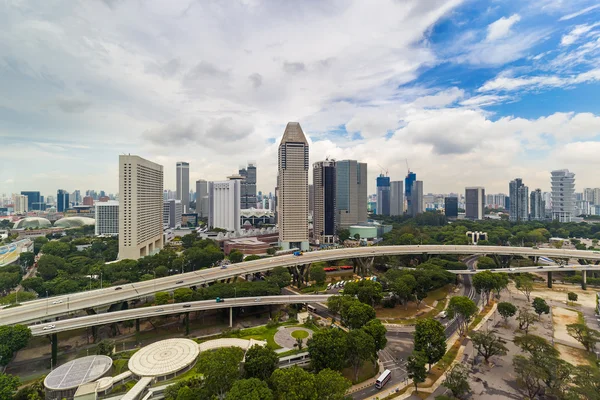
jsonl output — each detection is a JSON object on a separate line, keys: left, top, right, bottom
{"left": 341, "top": 301, "right": 376, "bottom": 329}
{"left": 40, "top": 241, "right": 72, "bottom": 258}
{"left": 307, "top": 328, "right": 348, "bottom": 372}
{"left": 338, "top": 229, "right": 350, "bottom": 242}
{"left": 174, "top": 288, "right": 194, "bottom": 303}
{"left": 155, "top": 265, "right": 169, "bottom": 277}
{"left": 568, "top": 291, "right": 578, "bottom": 305}
{"left": 514, "top": 334, "right": 558, "bottom": 358}
{"left": 0, "top": 372, "right": 19, "bottom": 400}
{"left": 0, "top": 325, "right": 32, "bottom": 362}
{"left": 362, "top": 319, "right": 387, "bottom": 352}
{"left": 175, "top": 386, "right": 196, "bottom": 400}
{"left": 414, "top": 318, "right": 446, "bottom": 371}
{"left": 447, "top": 296, "right": 478, "bottom": 336}
{"left": 229, "top": 250, "right": 244, "bottom": 264}
{"left": 472, "top": 271, "right": 499, "bottom": 304}
{"left": 392, "top": 275, "right": 416, "bottom": 309}
{"left": 33, "top": 236, "right": 48, "bottom": 255}
{"left": 181, "top": 233, "right": 198, "bottom": 249}
{"left": 266, "top": 267, "right": 291, "bottom": 289}
{"left": 96, "top": 339, "right": 114, "bottom": 356}
{"left": 314, "top": 369, "right": 352, "bottom": 400}
{"left": 517, "top": 307, "right": 538, "bottom": 334}
{"left": 406, "top": 351, "right": 427, "bottom": 393}
{"left": 353, "top": 233, "right": 361, "bottom": 240}
{"left": 196, "top": 347, "right": 244, "bottom": 399}
{"left": 21, "top": 277, "right": 45, "bottom": 295}
{"left": 343, "top": 280, "right": 383, "bottom": 307}
{"left": 20, "top": 252, "right": 35, "bottom": 268}
{"left": 294, "top": 337, "right": 304, "bottom": 351}
{"left": 515, "top": 276, "right": 534, "bottom": 302}
{"left": 245, "top": 255, "right": 262, "bottom": 262}
{"left": 470, "top": 330, "right": 508, "bottom": 363}
{"left": 244, "top": 345, "right": 278, "bottom": 381}
{"left": 513, "top": 355, "right": 545, "bottom": 399}
{"left": 225, "top": 378, "right": 273, "bottom": 400}
{"left": 270, "top": 366, "right": 317, "bottom": 400}
{"left": 309, "top": 264, "right": 326, "bottom": 285}
{"left": 36, "top": 255, "right": 65, "bottom": 280}
{"left": 476, "top": 256, "right": 496, "bottom": 269}
{"left": 155, "top": 291, "right": 170, "bottom": 305}
{"left": 567, "top": 323, "right": 600, "bottom": 352}
{"left": 532, "top": 297, "right": 550, "bottom": 318}
{"left": 497, "top": 302, "right": 517, "bottom": 325}
{"left": 346, "top": 329, "right": 375, "bottom": 382}
{"left": 571, "top": 365, "right": 600, "bottom": 400}
{"left": 442, "top": 364, "right": 471, "bottom": 399}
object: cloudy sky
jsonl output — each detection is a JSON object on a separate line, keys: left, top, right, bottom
{"left": 2, "top": 0, "right": 600, "bottom": 198}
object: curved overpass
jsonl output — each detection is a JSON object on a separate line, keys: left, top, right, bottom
{"left": 3, "top": 245, "right": 600, "bottom": 325}
{"left": 28, "top": 295, "right": 331, "bottom": 336}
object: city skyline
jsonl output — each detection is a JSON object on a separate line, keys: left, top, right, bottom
{"left": 2, "top": 1, "right": 600, "bottom": 195}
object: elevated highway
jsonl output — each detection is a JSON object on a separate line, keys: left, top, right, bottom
{"left": 3, "top": 245, "right": 600, "bottom": 325}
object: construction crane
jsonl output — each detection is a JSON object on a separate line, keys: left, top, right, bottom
{"left": 377, "top": 164, "right": 388, "bottom": 176}
{"left": 405, "top": 158, "right": 411, "bottom": 174}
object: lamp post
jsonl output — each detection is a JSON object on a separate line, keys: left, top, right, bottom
{"left": 100, "top": 272, "right": 103, "bottom": 289}
{"left": 46, "top": 290, "right": 49, "bottom": 315}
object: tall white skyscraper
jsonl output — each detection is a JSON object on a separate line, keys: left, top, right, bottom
{"left": 390, "top": 181, "right": 404, "bottom": 216}
{"left": 551, "top": 169, "right": 576, "bottom": 222}
{"left": 95, "top": 201, "right": 119, "bottom": 236}
{"left": 409, "top": 181, "right": 424, "bottom": 217}
{"left": 119, "top": 155, "right": 164, "bottom": 260}
{"left": 208, "top": 176, "right": 241, "bottom": 232}
{"left": 277, "top": 122, "right": 309, "bottom": 251}
{"left": 336, "top": 160, "right": 367, "bottom": 229}
{"left": 195, "top": 179, "right": 209, "bottom": 218}
{"left": 176, "top": 161, "right": 190, "bottom": 213}
{"left": 465, "top": 187, "right": 485, "bottom": 220}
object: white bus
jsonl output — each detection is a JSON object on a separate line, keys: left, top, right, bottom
{"left": 306, "top": 304, "right": 317, "bottom": 313}
{"left": 375, "top": 369, "right": 391, "bottom": 389}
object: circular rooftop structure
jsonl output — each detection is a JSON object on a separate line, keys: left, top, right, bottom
{"left": 13, "top": 217, "right": 52, "bottom": 230}
{"left": 128, "top": 339, "right": 199, "bottom": 380}
{"left": 44, "top": 355, "right": 112, "bottom": 394}
{"left": 54, "top": 216, "right": 95, "bottom": 228}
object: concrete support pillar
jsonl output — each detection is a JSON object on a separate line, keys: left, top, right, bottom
{"left": 135, "top": 319, "right": 140, "bottom": 332}
{"left": 91, "top": 326, "right": 98, "bottom": 343}
{"left": 547, "top": 271, "right": 553, "bottom": 288}
{"left": 582, "top": 270, "right": 587, "bottom": 290}
{"left": 229, "top": 307, "right": 233, "bottom": 328}
{"left": 184, "top": 312, "right": 190, "bottom": 336}
{"left": 51, "top": 333, "right": 58, "bottom": 368}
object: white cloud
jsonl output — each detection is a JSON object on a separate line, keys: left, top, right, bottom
{"left": 460, "top": 94, "right": 511, "bottom": 107}
{"left": 559, "top": 4, "right": 600, "bottom": 21}
{"left": 486, "top": 14, "right": 521, "bottom": 41}
{"left": 561, "top": 23, "right": 600, "bottom": 46}
{"left": 478, "top": 68, "right": 600, "bottom": 92}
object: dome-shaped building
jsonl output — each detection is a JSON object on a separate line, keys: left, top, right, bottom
{"left": 53, "top": 217, "right": 95, "bottom": 229}
{"left": 13, "top": 217, "right": 52, "bottom": 230}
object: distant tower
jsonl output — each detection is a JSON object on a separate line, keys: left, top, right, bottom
{"left": 509, "top": 178, "right": 529, "bottom": 222}
{"left": 405, "top": 171, "right": 416, "bottom": 212}
{"left": 530, "top": 189, "right": 545, "bottom": 221}
{"left": 313, "top": 160, "right": 336, "bottom": 245}
{"left": 390, "top": 181, "right": 404, "bottom": 216}
{"left": 409, "top": 181, "right": 424, "bottom": 217}
{"left": 57, "top": 189, "right": 70, "bottom": 212}
{"left": 376, "top": 174, "right": 390, "bottom": 216}
{"left": 195, "top": 179, "right": 208, "bottom": 218}
{"left": 551, "top": 169, "right": 576, "bottom": 222}
{"left": 277, "top": 122, "right": 309, "bottom": 251}
{"left": 176, "top": 161, "right": 190, "bottom": 213}
{"left": 239, "top": 163, "right": 257, "bottom": 209}
{"left": 465, "top": 187, "right": 485, "bottom": 220}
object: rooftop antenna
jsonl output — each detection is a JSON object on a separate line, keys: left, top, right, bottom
{"left": 405, "top": 158, "right": 411, "bottom": 174}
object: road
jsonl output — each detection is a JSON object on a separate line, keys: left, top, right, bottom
{"left": 3, "top": 245, "right": 599, "bottom": 325}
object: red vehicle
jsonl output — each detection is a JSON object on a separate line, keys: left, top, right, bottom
{"left": 323, "top": 267, "right": 337, "bottom": 272}
{"left": 340, "top": 265, "right": 353, "bottom": 270}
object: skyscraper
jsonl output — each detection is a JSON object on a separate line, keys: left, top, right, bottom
{"left": 408, "top": 181, "right": 424, "bottom": 217}
{"left": 277, "top": 122, "right": 309, "bottom": 251}
{"left": 95, "top": 201, "right": 119, "bottom": 236}
{"left": 509, "top": 178, "right": 529, "bottom": 222}
{"left": 12, "top": 194, "right": 28, "bottom": 214}
{"left": 465, "top": 187, "right": 485, "bottom": 220}
{"left": 313, "top": 160, "right": 336, "bottom": 245}
{"left": 336, "top": 160, "right": 367, "bottom": 229}
{"left": 530, "top": 189, "right": 545, "bottom": 221}
{"left": 551, "top": 169, "right": 576, "bottom": 222}
{"left": 390, "top": 181, "right": 404, "bottom": 216}
{"left": 57, "top": 189, "right": 70, "bottom": 212}
{"left": 239, "top": 163, "right": 257, "bottom": 209}
{"left": 20, "top": 191, "right": 40, "bottom": 211}
{"left": 208, "top": 176, "right": 242, "bottom": 232}
{"left": 405, "top": 171, "right": 416, "bottom": 212}
{"left": 119, "top": 155, "right": 164, "bottom": 260}
{"left": 195, "top": 179, "right": 209, "bottom": 218}
{"left": 176, "top": 161, "right": 190, "bottom": 213}
{"left": 376, "top": 174, "right": 391, "bottom": 216}
{"left": 445, "top": 197, "right": 458, "bottom": 219}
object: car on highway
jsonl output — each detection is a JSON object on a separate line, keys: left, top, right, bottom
{"left": 560, "top": 265, "right": 565, "bottom": 268}
{"left": 52, "top": 300, "right": 63, "bottom": 304}
{"left": 254, "top": 298, "right": 261, "bottom": 302}
{"left": 509, "top": 268, "right": 516, "bottom": 271}
{"left": 182, "top": 304, "right": 191, "bottom": 308}
{"left": 537, "top": 266, "right": 544, "bottom": 269}
{"left": 43, "top": 324, "right": 56, "bottom": 330}
{"left": 438, "top": 311, "right": 448, "bottom": 319}
{"left": 216, "top": 297, "right": 225, "bottom": 303}
{"left": 156, "top": 308, "right": 164, "bottom": 312}
{"left": 176, "top": 280, "right": 184, "bottom": 284}
{"left": 221, "top": 265, "right": 228, "bottom": 269}
{"left": 114, "top": 287, "right": 122, "bottom": 290}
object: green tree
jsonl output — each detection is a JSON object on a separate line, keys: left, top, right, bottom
{"left": 346, "top": 329, "right": 376, "bottom": 382}
{"left": 244, "top": 255, "right": 262, "bottom": 262}
{"left": 229, "top": 249, "right": 244, "bottom": 264}
{"left": 226, "top": 378, "right": 273, "bottom": 400}
{"left": 514, "top": 334, "right": 559, "bottom": 358}
{"left": 517, "top": 307, "right": 538, "bottom": 334}
{"left": 19, "top": 252, "right": 35, "bottom": 268}
{"left": 497, "top": 302, "right": 517, "bottom": 325}
{"left": 514, "top": 276, "right": 534, "bottom": 302}
{"left": 155, "top": 265, "right": 169, "bottom": 277}
{"left": 532, "top": 297, "right": 550, "bottom": 317}
{"left": 0, "top": 325, "right": 32, "bottom": 356}
{"left": 470, "top": 330, "right": 508, "bottom": 363}
{"left": 20, "top": 277, "right": 45, "bottom": 295}
{"left": 33, "top": 236, "right": 48, "bottom": 255}
{"left": 362, "top": 319, "right": 387, "bottom": 352}
{"left": 343, "top": 280, "right": 383, "bottom": 306}
{"left": 476, "top": 256, "right": 496, "bottom": 269}
{"left": 338, "top": 229, "right": 351, "bottom": 242}
{"left": 446, "top": 296, "right": 478, "bottom": 336}
{"left": 571, "top": 365, "right": 600, "bottom": 400}
{"left": 442, "top": 364, "right": 471, "bottom": 399}
{"left": 175, "top": 386, "right": 196, "bottom": 400}
{"left": 266, "top": 267, "right": 291, "bottom": 289}
{"left": 36, "top": 255, "right": 65, "bottom": 280}
{"left": 513, "top": 355, "right": 545, "bottom": 399}
{"left": 40, "top": 241, "right": 72, "bottom": 258}
{"left": 244, "top": 345, "right": 278, "bottom": 381}
{"left": 567, "top": 323, "right": 600, "bottom": 352}
{"left": 341, "top": 301, "right": 376, "bottom": 329}
{"left": 155, "top": 291, "right": 170, "bottom": 305}
{"left": 270, "top": 366, "right": 317, "bottom": 400}
{"left": 392, "top": 275, "right": 416, "bottom": 309}
{"left": 307, "top": 328, "right": 348, "bottom": 372}
{"left": 196, "top": 347, "right": 244, "bottom": 399}
{"left": 314, "top": 369, "right": 352, "bottom": 400}
{"left": 181, "top": 233, "right": 198, "bottom": 249}
{"left": 472, "top": 271, "right": 507, "bottom": 304}
{"left": 173, "top": 288, "right": 194, "bottom": 303}
{"left": 0, "top": 372, "right": 19, "bottom": 400}
{"left": 0, "top": 345, "right": 13, "bottom": 366}
{"left": 414, "top": 318, "right": 447, "bottom": 371}
{"left": 96, "top": 339, "right": 114, "bottom": 356}
{"left": 406, "top": 351, "right": 427, "bottom": 393}
{"left": 568, "top": 291, "right": 578, "bottom": 305}
{"left": 309, "top": 264, "right": 326, "bottom": 285}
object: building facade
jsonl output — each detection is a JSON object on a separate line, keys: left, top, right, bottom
{"left": 12, "top": 194, "right": 28, "bottom": 214}
{"left": 195, "top": 179, "right": 209, "bottom": 218}
{"left": 408, "top": 180, "right": 424, "bottom": 217}
{"left": 95, "top": 201, "right": 119, "bottom": 236}
{"left": 118, "top": 155, "right": 164, "bottom": 260}
{"left": 376, "top": 174, "right": 390, "bottom": 216}
{"left": 208, "top": 177, "right": 241, "bottom": 232}
{"left": 176, "top": 161, "right": 190, "bottom": 213}
{"left": 239, "top": 163, "right": 257, "bottom": 209}
{"left": 163, "top": 199, "right": 183, "bottom": 229}
{"left": 313, "top": 160, "right": 336, "bottom": 245}
{"left": 551, "top": 169, "right": 576, "bottom": 222}
{"left": 277, "top": 122, "right": 309, "bottom": 251}
{"left": 509, "top": 178, "right": 529, "bottom": 222}
{"left": 405, "top": 171, "right": 416, "bottom": 213}
{"left": 20, "top": 191, "right": 41, "bottom": 211}
{"left": 57, "top": 189, "right": 70, "bottom": 212}
{"left": 336, "top": 160, "right": 367, "bottom": 229}
{"left": 390, "top": 181, "right": 404, "bottom": 216}
{"left": 530, "top": 189, "right": 545, "bottom": 220}
{"left": 445, "top": 197, "right": 458, "bottom": 219}
{"left": 465, "top": 187, "right": 485, "bottom": 220}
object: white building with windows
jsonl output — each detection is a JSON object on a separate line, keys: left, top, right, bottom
{"left": 163, "top": 199, "right": 182, "bottom": 229}
{"left": 95, "top": 201, "right": 119, "bottom": 236}
{"left": 12, "top": 194, "right": 28, "bottom": 214}
{"left": 208, "top": 176, "right": 241, "bottom": 232}
{"left": 551, "top": 169, "right": 576, "bottom": 223}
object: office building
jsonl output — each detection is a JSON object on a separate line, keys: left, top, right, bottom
{"left": 95, "top": 201, "right": 119, "bottom": 236}
{"left": 12, "top": 194, "right": 28, "bottom": 214}
{"left": 551, "top": 169, "right": 576, "bottom": 222}
{"left": 336, "top": 160, "right": 367, "bottom": 229}
{"left": 195, "top": 180, "right": 209, "bottom": 218}
{"left": 208, "top": 176, "right": 241, "bottom": 232}
{"left": 176, "top": 161, "right": 190, "bottom": 213}
{"left": 465, "top": 187, "right": 485, "bottom": 220}
{"left": 71, "top": 190, "right": 81, "bottom": 206}
{"left": 239, "top": 163, "right": 257, "bottom": 209}
{"left": 408, "top": 181, "right": 424, "bottom": 217}
{"left": 119, "top": 155, "right": 164, "bottom": 260}
{"left": 405, "top": 171, "right": 416, "bottom": 213}
{"left": 584, "top": 188, "right": 600, "bottom": 205}
{"left": 509, "top": 179, "right": 529, "bottom": 222}
{"left": 485, "top": 193, "right": 507, "bottom": 209}
{"left": 21, "top": 191, "right": 41, "bottom": 211}
{"left": 530, "top": 189, "right": 545, "bottom": 221}
{"left": 57, "top": 189, "right": 70, "bottom": 212}
{"left": 277, "top": 122, "right": 309, "bottom": 251}
{"left": 376, "top": 174, "right": 391, "bottom": 216}
{"left": 313, "top": 160, "right": 336, "bottom": 245}
{"left": 163, "top": 199, "right": 183, "bottom": 229}
{"left": 83, "top": 196, "right": 94, "bottom": 206}
{"left": 390, "top": 181, "right": 404, "bottom": 216}
{"left": 308, "top": 184, "right": 314, "bottom": 217}
{"left": 445, "top": 197, "right": 458, "bottom": 219}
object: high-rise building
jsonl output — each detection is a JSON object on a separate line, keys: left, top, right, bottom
{"left": 277, "top": 122, "right": 309, "bottom": 251}
{"left": 95, "top": 201, "right": 119, "bottom": 236}
{"left": 376, "top": 174, "right": 391, "bottom": 216}
{"left": 465, "top": 187, "right": 485, "bottom": 220}
{"left": 163, "top": 199, "right": 183, "bottom": 228}
{"left": 308, "top": 184, "right": 314, "bottom": 217}
{"left": 20, "top": 191, "right": 40, "bottom": 211}
{"left": 551, "top": 169, "right": 576, "bottom": 222}
{"left": 72, "top": 190, "right": 81, "bottom": 206}
{"left": 336, "top": 160, "right": 367, "bottom": 229}
{"left": 119, "top": 155, "right": 164, "bottom": 260}
{"left": 57, "top": 189, "right": 70, "bottom": 212}
{"left": 405, "top": 171, "right": 416, "bottom": 212}
{"left": 408, "top": 181, "right": 424, "bottom": 217}
{"left": 445, "top": 197, "right": 458, "bottom": 219}
{"left": 83, "top": 196, "right": 94, "bottom": 206}
{"left": 239, "top": 163, "right": 257, "bottom": 209}
{"left": 176, "top": 161, "right": 190, "bottom": 213}
{"left": 12, "top": 194, "right": 28, "bottom": 214}
{"left": 208, "top": 175, "right": 241, "bottom": 232}
{"left": 509, "top": 179, "right": 529, "bottom": 222}
{"left": 195, "top": 180, "right": 209, "bottom": 218}
{"left": 390, "top": 181, "right": 404, "bottom": 216}
{"left": 313, "top": 160, "right": 336, "bottom": 245}
{"left": 530, "top": 189, "right": 545, "bottom": 220}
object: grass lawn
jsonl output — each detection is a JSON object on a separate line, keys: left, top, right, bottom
{"left": 341, "top": 361, "right": 378, "bottom": 384}
{"left": 229, "top": 325, "right": 282, "bottom": 349}
{"left": 291, "top": 330, "right": 309, "bottom": 339}
{"left": 376, "top": 285, "right": 451, "bottom": 323}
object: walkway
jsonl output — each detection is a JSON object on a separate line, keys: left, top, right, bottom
{"left": 198, "top": 338, "right": 266, "bottom": 352}
{"left": 273, "top": 326, "right": 313, "bottom": 349}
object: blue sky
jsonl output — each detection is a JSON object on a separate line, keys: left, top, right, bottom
{"left": 1, "top": 0, "right": 600, "bottom": 197}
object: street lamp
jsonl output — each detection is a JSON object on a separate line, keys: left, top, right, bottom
{"left": 46, "top": 290, "right": 49, "bottom": 315}
{"left": 100, "top": 272, "right": 103, "bottom": 289}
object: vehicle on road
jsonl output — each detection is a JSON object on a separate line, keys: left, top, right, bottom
{"left": 114, "top": 287, "right": 122, "bottom": 290}
{"left": 176, "top": 280, "right": 184, "bottom": 284}
{"left": 375, "top": 369, "right": 391, "bottom": 389}
{"left": 221, "top": 265, "right": 228, "bottom": 269}
{"left": 533, "top": 246, "right": 539, "bottom": 249}
{"left": 182, "top": 304, "right": 191, "bottom": 308}
{"left": 438, "top": 311, "right": 448, "bottom": 319}
{"left": 509, "top": 268, "right": 516, "bottom": 271}
{"left": 43, "top": 324, "right": 56, "bottom": 330}
{"left": 216, "top": 297, "right": 225, "bottom": 303}
{"left": 306, "top": 304, "right": 316, "bottom": 313}
{"left": 254, "top": 298, "right": 261, "bottom": 302}
{"left": 52, "top": 300, "right": 63, "bottom": 304}
{"left": 156, "top": 308, "right": 164, "bottom": 312}
{"left": 293, "top": 251, "right": 303, "bottom": 256}
{"left": 560, "top": 266, "right": 565, "bottom": 268}
{"left": 537, "top": 266, "right": 544, "bottom": 269}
